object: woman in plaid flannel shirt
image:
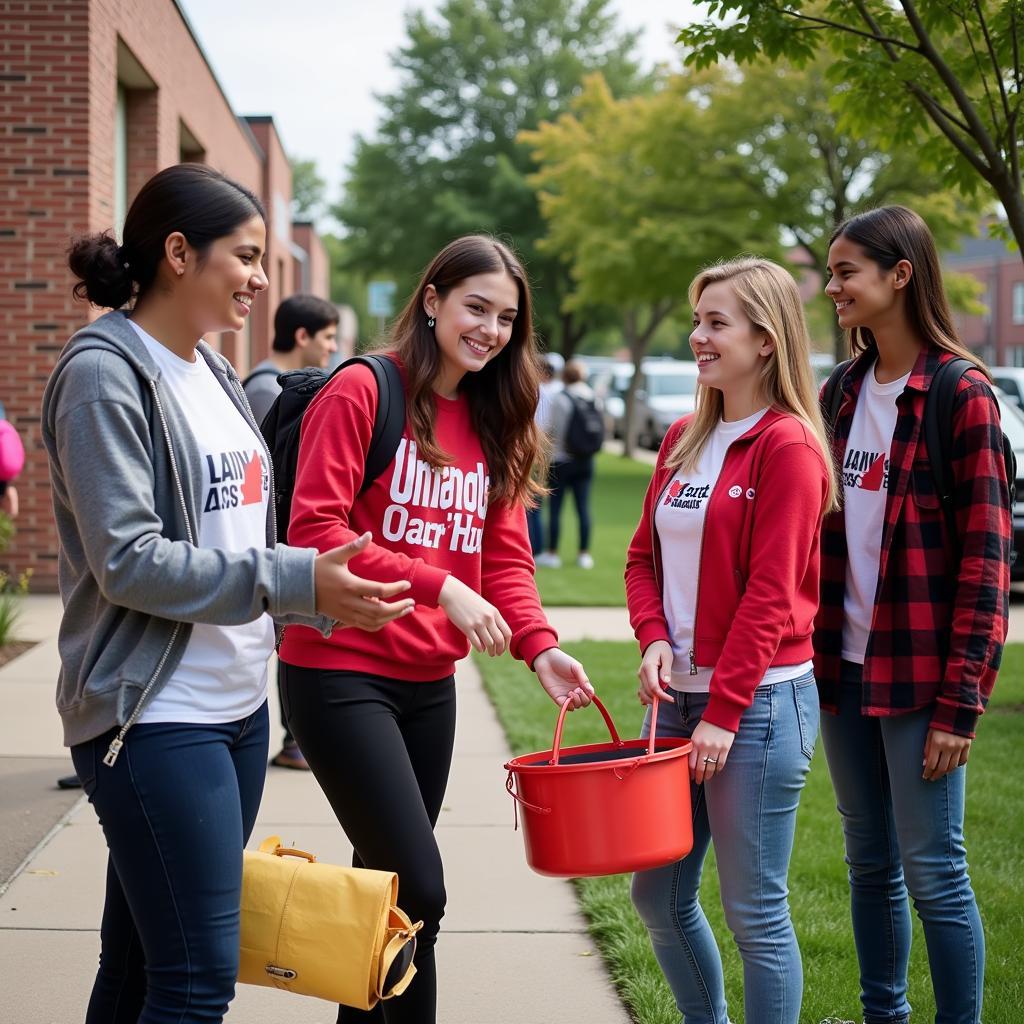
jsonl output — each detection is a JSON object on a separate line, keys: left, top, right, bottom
{"left": 816, "top": 206, "right": 1010, "bottom": 1024}
{"left": 626, "top": 258, "right": 837, "bottom": 1024}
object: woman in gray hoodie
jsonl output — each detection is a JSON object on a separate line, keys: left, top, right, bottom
{"left": 42, "top": 163, "right": 414, "bottom": 1023}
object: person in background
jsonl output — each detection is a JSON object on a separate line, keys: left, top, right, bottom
{"left": 527, "top": 353, "right": 564, "bottom": 556}
{"left": 537, "top": 359, "right": 598, "bottom": 569}
{"left": 243, "top": 292, "right": 340, "bottom": 771}
{"left": 243, "top": 293, "right": 339, "bottom": 424}
{"left": 816, "top": 205, "right": 1009, "bottom": 1024}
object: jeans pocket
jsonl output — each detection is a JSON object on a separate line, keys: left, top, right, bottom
{"left": 792, "top": 676, "right": 820, "bottom": 761}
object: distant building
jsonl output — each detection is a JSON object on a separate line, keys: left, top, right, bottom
{"left": 945, "top": 228, "right": 1024, "bottom": 367}
{"left": 0, "top": 0, "right": 329, "bottom": 588}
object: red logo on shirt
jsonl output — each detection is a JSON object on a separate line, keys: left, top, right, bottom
{"left": 664, "top": 480, "right": 687, "bottom": 504}
{"left": 844, "top": 448, "right": 888, "bottom": 491}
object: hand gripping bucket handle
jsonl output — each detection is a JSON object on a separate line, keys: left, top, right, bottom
{"left": 505, "top": 694, "right": 664, "bottom": 824}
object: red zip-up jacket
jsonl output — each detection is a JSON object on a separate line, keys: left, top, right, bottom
{"left": 279, "top": 361, "right": 558, "bottom": 680}
{"left": 625, "top": 408, "right": 830, "bottom": 733}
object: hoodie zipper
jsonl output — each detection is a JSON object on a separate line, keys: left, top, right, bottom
{"left": 103, "top": 381, "right": 195, "bottom": 768}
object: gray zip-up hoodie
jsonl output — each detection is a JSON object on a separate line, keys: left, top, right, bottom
{"left": 41, "top": 311, "right": 330, "bottom": 760}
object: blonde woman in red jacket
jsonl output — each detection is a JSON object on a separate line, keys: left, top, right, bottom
{"left": 278, "top": 235, "right": 593, "bottom": 1024}
{"left": 625, "top": 257, "right": 837, "bottom": 1024}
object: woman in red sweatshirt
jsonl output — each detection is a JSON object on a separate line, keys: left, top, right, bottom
{"left": 625, "top": 257, "right": 836, "bottom": 1024}
{"left": 278, "top": 234, "right": 593, "bottom": 1024}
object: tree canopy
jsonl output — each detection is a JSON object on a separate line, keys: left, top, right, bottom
{"left": 333, "top": 0, "right": 646, "bottom": 354}
{"left": 679, "top": 1, "right": 1024, "bottom": 259}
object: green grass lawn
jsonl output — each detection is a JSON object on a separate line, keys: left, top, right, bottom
{"left": 534, "top": 451, "right": 653, "bottom": 606}
{"left": 478, "top": 643, "right": 1024, "bottom": 1024}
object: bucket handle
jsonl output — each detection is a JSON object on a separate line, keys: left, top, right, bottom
{"left": 549, "top": 693, "right": 661, "bottom": 766}
{"left": 505, "top": 770, "right": 551, "bottom": 830}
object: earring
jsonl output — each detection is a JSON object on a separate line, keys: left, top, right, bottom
{"left": 427, "top": 316, "right": 435, "bottom": 328}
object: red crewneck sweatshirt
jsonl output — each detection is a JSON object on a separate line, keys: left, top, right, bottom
{"left": 278, "top": 360, "right": 558, "bottom": 680}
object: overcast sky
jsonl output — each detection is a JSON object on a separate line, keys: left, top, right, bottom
{"left": 176, "top": 0, "right": 702, "bottom": 218}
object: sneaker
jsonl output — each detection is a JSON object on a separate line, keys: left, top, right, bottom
{"left": 56, "top": 773, "right": 82, "bottom": 790}
{"left": 534, "top": 552, "right": 562, "bottom": 568}
{"left": 576, "top": 552, "right": 595, "bottom": 569}
{"left": 271, "top": 743, "right": 310, "bottom": 771}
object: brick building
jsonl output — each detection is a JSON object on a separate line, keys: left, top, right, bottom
{"left": 945, "top": 230, "right": 1024, "bottom": 367}
{"left": 1, "top": 0, "right": 329, "bottom": 589}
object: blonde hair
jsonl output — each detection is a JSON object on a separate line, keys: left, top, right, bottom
{"left": 667, "top": 257, "right": 838, "bottom": 512}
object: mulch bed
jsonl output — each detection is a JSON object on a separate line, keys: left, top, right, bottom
{"left": 0, "top": 640, "right": 37, "bottom": 669}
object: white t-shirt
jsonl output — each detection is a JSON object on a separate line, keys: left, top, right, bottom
{"left": 655, "top": 409, "right": 812, "bottom": 693}
{"left": 129, "top": 321, "right": 276, "bottom": 724}
{"left": 841, "top": 360, "right": 911, "bottom": 663}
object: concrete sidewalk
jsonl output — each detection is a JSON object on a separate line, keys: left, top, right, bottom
{"left": 0, "top": 596, "right": 629, "bottom": 1024}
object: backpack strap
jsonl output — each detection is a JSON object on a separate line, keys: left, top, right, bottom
{"left": 242, "top": 363, "right": 282, "bottom": 390}
{"left": 347, "top": 354, "right": 406, "bottom": 494}
{"left": 924, "top": 356, "right": 972, "bottom": 512}
{"left": 820, "top": 358, "right": 854, "bottom": 431}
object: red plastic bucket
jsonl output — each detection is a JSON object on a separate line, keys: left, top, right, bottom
{"left": 504, "top": 695, "right": 693, "bottom": 877}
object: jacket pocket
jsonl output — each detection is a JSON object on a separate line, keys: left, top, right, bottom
{"left": 911, "top": 461, "right": 942, "bottom": 511}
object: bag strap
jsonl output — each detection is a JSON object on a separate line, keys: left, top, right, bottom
{"left": 349, "top": 354, "right": 406, "bottom": 495}
{"left": 925, "top": 356, "right": 972, "bottom": 548}
{"left": 374, "top": 908, "right": 423, "bottom": 1000}
{"left": 242, "top": 364, "right": 281, "bottom": 389}
{"left": 820, "top": 358, "right": 854, "bottom": 431}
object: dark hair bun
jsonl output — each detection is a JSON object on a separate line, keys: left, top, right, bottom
{"left": 68, "top": 231, "right": 134, "bottom": 310}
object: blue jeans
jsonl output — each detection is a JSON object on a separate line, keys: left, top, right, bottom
{"left": 820, "top": 662, "right": 984, "bottom": 1024}
{"left": 70, "top": 703, "right": 270, "bottom": 1023}
{"left": 630, "top": 673, "right": 818, "bottom": 1024}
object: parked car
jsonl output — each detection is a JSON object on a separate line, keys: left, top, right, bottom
{"left": 994, "top": 389, "right": 1024, "bottom": 580}
{"left": 991, "top": 366, "right": 1024, "bottom": 408}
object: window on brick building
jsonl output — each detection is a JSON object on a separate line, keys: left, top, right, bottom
{"left": 1013, "top": 282, "right": 1024, "bottom": 325}
{"left": 179, "top": 120, "right": 206, "bottom": 164}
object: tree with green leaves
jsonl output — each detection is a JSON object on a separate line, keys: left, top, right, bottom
{"left": 290, "top": 158, "right": 327, "bottom": 222}
{"left": 333, "top": 0, "right": 645, "bottom": 355}
{"left": 705, "top": 56, "right": 985, "bottom": 358}
{"left": 524, "top": 72, "right": 783, "bottom": 454}
{"left": 680, "top": 1, "right": 1024, "bottom": 261}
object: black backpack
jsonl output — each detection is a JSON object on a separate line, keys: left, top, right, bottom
{"left": 564, "top": 392, "right": 605, "bottom": 457}
{"left": 258, "top": 354, "right": 405, "bottom": 543}
{"left": 821, "top": 357, "right": 1016, "bottom": 561}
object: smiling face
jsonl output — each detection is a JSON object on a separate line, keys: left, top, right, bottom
{"left": 689, "top": 280, "right": 773, "bottom": 397}
{"left": 297, "top": 322, "right": 339, "bottom": 369}
{"left": 825, "top": 233, "right": 911, "bottom": 333}
{"left": 424, "top": 270, "right": 519, "bottom": 394}
{"left": 182, "top": 215, "right": 269, "bottom": 336}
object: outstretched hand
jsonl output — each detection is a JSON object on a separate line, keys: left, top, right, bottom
{"left": 313, "top": 532, "right": 415, "bottom": 631}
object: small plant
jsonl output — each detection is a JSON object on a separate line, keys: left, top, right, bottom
{"left": 0, "top": 510, "right": 14, "bottom": 554}
{"left": 0, "top": 567, "right": 32, "bottom": 647}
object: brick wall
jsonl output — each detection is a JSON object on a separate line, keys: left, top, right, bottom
{"left": 0, "top": 0, "right": 265, "bottom": 589}
{"left": 0, "top": 1, "right": 91, "bottom": 589}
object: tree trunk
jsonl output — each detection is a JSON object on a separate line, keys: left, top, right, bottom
{"left": 559, "top": 310, "right": 586, "bottom": 360}
{"left": 997, "top": 176, "right": 1024, "bottom": 273}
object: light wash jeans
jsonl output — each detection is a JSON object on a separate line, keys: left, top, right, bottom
{"left": 630, "top": 672, "right": 819, "bottom": 1024}
{"left": 819, "top": 661, "right": 985, "bottom": 1024}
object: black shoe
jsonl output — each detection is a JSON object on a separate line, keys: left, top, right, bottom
{"left": 56, "top": 773, "right": 82, "bottom": 790}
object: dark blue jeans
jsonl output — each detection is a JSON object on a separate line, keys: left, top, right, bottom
{"left": 547, "top": 456, "right": 594, "bottom": 552}
{"left": 71, "top": 703, "right": 269, "bottom": 1024}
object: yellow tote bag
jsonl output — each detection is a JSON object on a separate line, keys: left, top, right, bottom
{"left": 239, "top": 835, "right": 422, "bottom": 1010}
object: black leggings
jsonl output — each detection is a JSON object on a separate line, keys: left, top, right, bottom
{"left": 280, "top": 665, "right": 457, "bottom": 1024}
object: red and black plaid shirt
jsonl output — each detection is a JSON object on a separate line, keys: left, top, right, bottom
{"left": 814, "top": 345, "right": 1010, "bottom": 738}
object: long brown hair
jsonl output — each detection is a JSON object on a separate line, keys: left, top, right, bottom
{"left": 377, "top": 235, "right": 545, "bottom": 507}
{"left": 830, "top": 205, "right": 989, "bottom": 377}
{"left": 668, "top": 257, "right": 838, "bottom": 511}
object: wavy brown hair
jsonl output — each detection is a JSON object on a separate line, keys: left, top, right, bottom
{"left": 830, "top": 205, "right": 989, "bottom": 378}
{"left": 375, "top": 235, "right": 545, "bottom": 507}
